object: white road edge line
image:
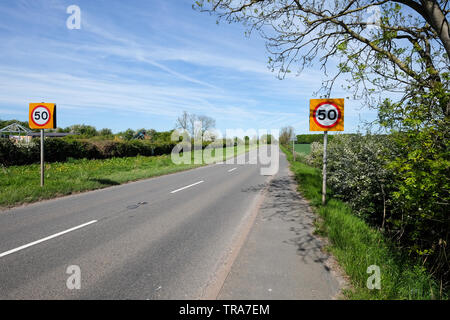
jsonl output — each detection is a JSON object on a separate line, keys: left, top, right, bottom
{"left": 0, "top": 220, "right": 98, "bottom": 258}
{"left": 228, "top": 168, "right": 237, "bottom": 172}
{"left": 170, "top": 180, "right": 204, "bottom": 194}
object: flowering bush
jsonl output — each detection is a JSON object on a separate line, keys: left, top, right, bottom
{"left": 301, "top": 132, "right": 449, "bottom": 289}
{"left": 304, "top": 141, "right": 323, "bottom": 168}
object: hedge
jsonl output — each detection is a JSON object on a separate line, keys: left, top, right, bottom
{"left": 0, "top": 138, "right": 239, "bottom": 166}
{"left": 0, "top": 138, "right": 179, "bottom": 166}
{"left": 295, "top": 133, "right": 363, "bottom": 144}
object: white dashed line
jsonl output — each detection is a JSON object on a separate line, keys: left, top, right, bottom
{"left": 0, "top": 220, "right": 98, "bottom": 258}
{"left": 170, "top": 180, "right": 204, "bottom": 194}
{"left": 228, "top": 168, "right": 237, "bottom": 172}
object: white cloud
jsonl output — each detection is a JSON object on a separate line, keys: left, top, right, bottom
{"left": 0, "top": 0, "right": 377, "bottom": 132}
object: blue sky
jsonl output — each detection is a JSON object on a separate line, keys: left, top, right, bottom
{"left": 0, "top": 0, "right": 378, "bottom": 134}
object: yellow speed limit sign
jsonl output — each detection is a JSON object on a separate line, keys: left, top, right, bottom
{"left": 29, "top": 103, "right": 56, "bottom": 129}
{"left": 309, "top": 98, "right": 344, "bottom": 131}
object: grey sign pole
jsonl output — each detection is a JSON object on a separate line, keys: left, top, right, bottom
{"left": 322, "top": 131, "right": 328, "bottom": 205}
{"left": 292, "top": 139, "right": 296, "bottom": 161}
{"left": 40, "top": 129, "right": 44, "bottom": 187}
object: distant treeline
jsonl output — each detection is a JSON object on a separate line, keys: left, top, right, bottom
{"left": 0, "top": 119, "right": 269, "bottom": 166}
{"left": 0, "top": 120, "right": 174, "bottom": 142}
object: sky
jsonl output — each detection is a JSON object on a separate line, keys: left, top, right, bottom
{"left": 0, "top": 0, "right": 378, "bottom": 134}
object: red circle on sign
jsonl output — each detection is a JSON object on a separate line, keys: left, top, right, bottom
{"left": 31, "top": 105, "right": 51, "bottom": 127}
{"left": 313, "top": 102, "right": 342, "bottom": 128}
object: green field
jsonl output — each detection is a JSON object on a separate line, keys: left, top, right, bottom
{"left": 294, "top": 143, "right": 311, "bottom": 154}
{"left": 0, "top": 146, "right": 250, "bottom": 209}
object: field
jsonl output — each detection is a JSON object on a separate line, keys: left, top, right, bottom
{"left": 294, "top": 143, "right": 311, "bottom": 154}
{"left": 0, "top": 146, "right": 249, "bottom": 208}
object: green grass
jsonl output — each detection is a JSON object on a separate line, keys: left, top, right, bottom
{"left": 281, "top": 145, "right": 444, "bottom": 300}
{"left": 0, "top": 146, "right": 251, "bottom": 209}
{"left": 294, "top": 143, "right": 311, "bottom": 155}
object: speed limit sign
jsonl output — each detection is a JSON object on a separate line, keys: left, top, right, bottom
{"left": 309, "top": 99, "right": 344, "bottom": 131}
{"left": 29, "top": 103, "right": 56, "bottom": 129}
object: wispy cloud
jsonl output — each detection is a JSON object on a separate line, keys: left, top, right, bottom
{"left": 0, "top": 0, "right": 376, "bottom": 133}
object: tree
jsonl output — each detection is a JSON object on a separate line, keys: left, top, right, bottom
{"left": 69, "top": 124, "right": 98, "bottom": 137}
{"left": 150, "top": 130, "right": 173, "bottom": 143}
{"left": 120, "top": 128, "right": 135, "bottom": 141}
{"left": 175, "top": 111, "right": 216, "bottom": 139}
{"left": 99, "top": 128, "right": 113, "bottom": 136}
{"left": 197, "top": 115, "right": 216, "bottom": 138}
{"left": 279, "top": 126, "right": 294, "bottom": 145}
{"left": 195, "top": 0, "right": 449, "bottom": 117}
{"left": 56, "top": 127, "right": 70, "bottom": 133}
{"left": 175, "top": 111, "right": 191, "bottom": 135}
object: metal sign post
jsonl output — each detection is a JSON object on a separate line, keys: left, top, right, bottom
{"left": 309, "top": 98, "right": 344, "bottom": 205}
{"left": 29, "top": 103, "right": 56, "bottom": 187}
{"left": 40, "top": 129, "right": 44, "bottom": 187}
{"left": 322, "top": 131, "right": 328, "bottom": 205}
{"left": 292, "top": 139, "right": 296, "bottom": 161}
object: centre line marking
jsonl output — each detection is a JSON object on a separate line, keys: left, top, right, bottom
{"left": 228, "top": 168, "right": 237, "bottom": 172}
{"left": 0, "top": 220, "right": 98, "bottom": 259}
{"left": 170, "top": 180, "right": 204, "bottom": 194}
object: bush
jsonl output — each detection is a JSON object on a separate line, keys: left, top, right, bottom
{"left": 0, "top": 139, "right": 40, "bottom": 166}
{"left": 0, "top": 139, "right": 20, "bottom": 166}
{"left": 384, "top": 125, "right": 449, "bottom": 286}
{"left": 0, "top": 138, "right": 177, "bottom": 166}
{"left": 305, "top": 135, "right": 395, "bottom": 224}
{"left": 296, "top": 133, "right": 360, "bottom": 144}
{"left": 304, "top": 141, "right": 323, "bottom": 168}
{"left": 300, "top": 132, "right": 449, "bottom": 292}
{"left": 329, "top": 135, "right": 395, "bottom": 226}
{"left": 296, "top": 134, "right": 325, "bottom": 144}
{"left": 283, "top": 145, "right": 443, "bottom": 299}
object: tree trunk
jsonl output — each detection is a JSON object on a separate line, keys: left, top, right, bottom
{"left": 420, "top": 0, "right": 450, "bottom": 59}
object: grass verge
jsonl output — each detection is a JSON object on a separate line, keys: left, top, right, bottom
{"left": 281, "top": 145, "right": 444, "bottom": 300}
{"left": 0, "top": 146, "right": 251, "bottom": 209}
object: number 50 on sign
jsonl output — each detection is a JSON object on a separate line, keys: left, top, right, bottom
{"left": 29, "top": 103, "right": 57, "bottom": 129}
{"left": 309, "top": 98, "right": 344, "bottom": 131}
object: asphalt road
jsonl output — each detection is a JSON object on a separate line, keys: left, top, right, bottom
{"left": 0, "top": 148, "right": 273, "bottom": 299}
{"left": 218, "top": 153, "right": 341, "bottom": 299}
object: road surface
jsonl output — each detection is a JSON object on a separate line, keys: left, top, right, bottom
{"left": 218, "top": 153, "right": 342, "bottom": 299}
{"left": 0, "top": 149, "right": 271, "bottom": 299}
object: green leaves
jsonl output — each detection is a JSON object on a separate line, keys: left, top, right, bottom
{"left": 336, "top": 40, "right": 348, "bottom": 52}
{"left": 338, "top": 62, "right": 351, "bottom": 73}
{"left": 304, "top": 127, "right": 449, "bottom": 291}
